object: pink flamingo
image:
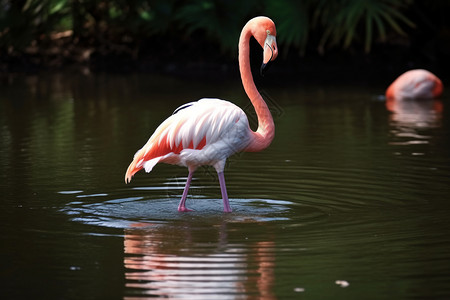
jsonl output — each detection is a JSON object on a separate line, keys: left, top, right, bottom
{"left": 385, "top": 69, "right": 443, "bottom": 100}
{"left": 125, "top": 16, "right": 278, "bottom": 212}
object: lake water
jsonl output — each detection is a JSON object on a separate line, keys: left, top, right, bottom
{"left": 1, "top": 72, "right": 450, "bottom": 299}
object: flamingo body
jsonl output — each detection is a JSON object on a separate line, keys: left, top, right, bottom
{"left": 125, "top": 16, "right": 278, "bottom": 212}
{"left": 386, "top": 69, "right": 443, "bottom": 100}
{"left": 125, "top": 98, "right": 252, "bottom": 181}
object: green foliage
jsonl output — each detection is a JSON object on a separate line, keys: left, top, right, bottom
{"left": 0, "top": 0, "right": 72, "bottom": 50}
{"left": 313, "top": 0, "right": 415, "bottom": 53}
{"left": 265, "top": 0, "right": 415, "bottom": 54}
{"left": 96, "top": 0, "right": 179, "bottom": 35}
{"left": 0, "top": 0, "right": 421, "bottom": 58}
{"left": 265, "top": 0, "right": 312, "bottom": 55}
{"left": 175, "top": 0, "right": 260, "bottom": 54}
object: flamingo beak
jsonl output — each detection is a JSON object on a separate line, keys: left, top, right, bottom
{"left": 261, "top": 34, "right": 277, "bottom": 76}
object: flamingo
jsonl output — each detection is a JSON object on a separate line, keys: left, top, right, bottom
{"left": 385, "top": 69, "right": 443, "bottom": 100}
{"left": 125, "top": 16, "right": 278, "bottom": 212}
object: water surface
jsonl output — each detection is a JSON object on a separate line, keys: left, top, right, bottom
{"left": 1, "top": 72, "right": 450, "bottom": 299}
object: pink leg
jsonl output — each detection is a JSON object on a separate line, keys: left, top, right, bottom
{"left": 218, "top": 172, "right": 232, "bottom": 213}
{"left": 178, "top": 171, "right": 194, "bottom": 212}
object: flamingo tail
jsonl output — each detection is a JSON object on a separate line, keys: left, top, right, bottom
{"left": 125, "top": 146, "right": 163, "bottom": 184}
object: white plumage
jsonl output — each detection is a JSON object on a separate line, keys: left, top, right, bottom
{"left": 132, "top": 98, "right": 251, "bottom": 175}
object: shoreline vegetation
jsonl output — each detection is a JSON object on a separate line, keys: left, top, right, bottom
{"left": 1, "top": 1, "right": 449, "bottom": 83}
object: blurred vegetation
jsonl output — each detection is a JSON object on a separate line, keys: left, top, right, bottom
{"left": 0, "top": 0, "right": 449, "bottom": 73}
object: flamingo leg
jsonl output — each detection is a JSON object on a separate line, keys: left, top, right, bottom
{"left": 178, "top": 170, "right": 194, "bottom": 212}
{"left": 218, "top": 172, "right": 232, "bottom": 213}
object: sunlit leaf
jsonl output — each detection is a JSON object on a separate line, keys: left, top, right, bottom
{"left": 139, "top": 10, "right": 152, "bottom": 21}
{"left": 50, "top": 0, "right": 68, "bottom": 15}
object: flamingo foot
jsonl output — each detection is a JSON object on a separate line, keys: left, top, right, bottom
{"left": 177, "top": 206, "right": 194, "bottom": 212}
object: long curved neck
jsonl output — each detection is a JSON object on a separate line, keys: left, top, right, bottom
{"left": 239, "top": 24, "right": 275, "bottom": 152}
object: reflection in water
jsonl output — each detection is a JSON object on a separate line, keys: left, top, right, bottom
{"left": 386, "top": 98, "right": 443, "bottom": 146}
{"left": 123, "top": 222, "right": 275, "bottom": 299}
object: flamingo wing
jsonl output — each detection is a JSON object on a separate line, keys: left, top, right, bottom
{"left": 125, "top": 98, "right": 249, "bottom": 183}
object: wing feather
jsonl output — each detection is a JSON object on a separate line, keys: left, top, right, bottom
{"left": 125, "top": 98, "right": 247, "bottom": 183}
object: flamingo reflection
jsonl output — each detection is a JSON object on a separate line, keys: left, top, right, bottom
{"left": 123, "top": 222, "right": 276, "bottom": 299}
{"left": 385, "top": 69, "right": 444, "bottom": 146}
{"left": 386, "top": 97, "right": 443, "bottom": 146}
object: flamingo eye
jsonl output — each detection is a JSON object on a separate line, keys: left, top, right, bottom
{"left": 266, "top": 30, "right": 270, "bottom": 35}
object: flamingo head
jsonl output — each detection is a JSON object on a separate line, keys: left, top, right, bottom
{"left": 249, "top": 17, "right": 278, "bottom": 75}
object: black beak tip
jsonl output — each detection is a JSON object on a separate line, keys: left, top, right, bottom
{"left": 260, "top": 61, "right": 272, "bottom": 76}
{"left": 260, "top": 63, "right": 267, "bottom": 76}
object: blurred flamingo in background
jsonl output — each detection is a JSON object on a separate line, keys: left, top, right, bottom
{"left": 385, "top": 69, "right": 443, "bottom": 100}
{"left": 125, "top": 16, "right": 278, "bottom": 212}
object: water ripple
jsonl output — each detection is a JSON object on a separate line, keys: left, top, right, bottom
{"left": 60, "top": 189, "right": 324, "bottom": 228}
